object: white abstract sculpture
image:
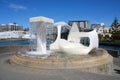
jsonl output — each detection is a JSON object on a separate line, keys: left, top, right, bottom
{"left": 59, "top": 23, "right": 98, "bottom": 55}
{"left": 50, "top": 22, "right": 98, "bottom": 55}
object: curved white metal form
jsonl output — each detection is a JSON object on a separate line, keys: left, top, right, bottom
{"left": 68, "top": 22, "right": 98, "bottom": 49}
{"left": 50, "top": 22, "right": 70, "bottom": 51}
{"left": 50, "top": 22, "right": 98, "bottom": 55}
{"left": 50, "top": 25, "right": 62, "bottom": 51}
{"left": 59, "top": 39, "right": 91, "bottom": 55}
{"left": 67, "top": 22, "right": 80, "bottom": 43}
{"left": 59, "top": 30, "right": 98, "bottom": 55}
{"left": 59, "top": 22, "right": 98, "bottom": 55}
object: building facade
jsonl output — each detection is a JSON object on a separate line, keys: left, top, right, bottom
{"left": 0, "top": 23, "right": 23, "bottom": 32}
{"left": 91, "top": 23, "right": 110, "bottom": 34}
{"left": 68, "top": 20, "right": 90, "bottom": 31}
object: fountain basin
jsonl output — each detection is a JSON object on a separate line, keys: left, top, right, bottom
{"left": 9, "top": 48, "right": 113, "bottom": 75}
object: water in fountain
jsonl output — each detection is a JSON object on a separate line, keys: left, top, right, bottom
{"left": 18, "top": 16, "right": 54, "bottom": 58}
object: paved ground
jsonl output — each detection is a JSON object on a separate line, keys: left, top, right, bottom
{"left": 0, "top": 53, "right": 120, "bottom": 80}
{"left": 114, "top": 58, "right": 120, "bottom": 67}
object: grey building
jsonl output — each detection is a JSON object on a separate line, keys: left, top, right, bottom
{"left": 91, "top": 24, "right": 102, "bottom": 30}
{"left": 0, "top": 23, "right": 23, "bottom": 32}
{"left": 46, "top": 25, "right": 57, "bottom": 41}
{"left": 46, "top": 23, "right": 70, "bottom": 41}
{"left": 68, "top": 20, "right": 90, "bottom": 31}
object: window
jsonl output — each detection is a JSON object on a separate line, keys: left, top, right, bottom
{"left": 80, "top": 37, "right": 90, "bottom": 46}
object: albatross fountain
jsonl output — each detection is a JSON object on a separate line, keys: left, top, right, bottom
{"left": 9, "top": 16, "right": 113, "bottom": 75}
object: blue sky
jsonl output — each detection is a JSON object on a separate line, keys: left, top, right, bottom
{"left": 0, "top": 0, "right": 120, "bottom": 28}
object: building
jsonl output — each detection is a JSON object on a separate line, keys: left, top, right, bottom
{"left": 91, "top": 23, "right": 110, "bottom": 34}
{"left": 68, "top": 20, "right": 90, "bottom": 31}
{"left": 46, "top": 22, "right": 71, "bottom": 41}
{"left": 0, "top": 30, "right": 31, "bottom": 39}
{"left": 0, "top": 23, "right": 23, "bottom": 32}
{"left": 91, "top": 23, "right": 112, "bottom": 41}
{"left": 0, "top": 23, "right": 27, "bottom": 39}
{"left": 91, "top": 23, "right": 103, "bottom": 34}
{"left": 91, "top": 24, "right": 101, "bottom": 30}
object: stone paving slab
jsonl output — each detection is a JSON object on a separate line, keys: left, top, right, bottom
{"left": 114, "top": 58, "right": 120, "bottom": 67}
{"left": 0, "top": 53, "right": 120, "bottom": 80}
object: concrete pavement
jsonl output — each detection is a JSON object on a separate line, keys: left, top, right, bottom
{"left": 0, "top": 53, "right": 120, "bottom": 80}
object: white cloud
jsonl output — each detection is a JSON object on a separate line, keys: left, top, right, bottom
{"left": 9, "top": 3, "right": 27, "bottom": 10}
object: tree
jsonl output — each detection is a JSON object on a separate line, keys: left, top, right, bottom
{"left": 111, "top": 17, "right": 120, "bottom": 32}
{"left": 112, "top": 30, "right": 120, "bottom": 41}
{"left": 110, "top": 17, "right": 120, "bottom": 41}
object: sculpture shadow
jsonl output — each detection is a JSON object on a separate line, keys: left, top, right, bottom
{"left": 114, "top": 69, "right": 120, "bottom": 74}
